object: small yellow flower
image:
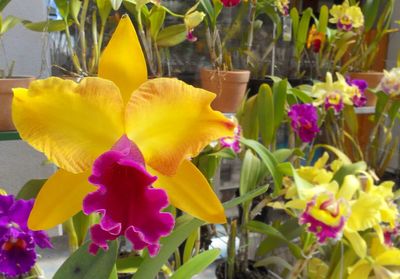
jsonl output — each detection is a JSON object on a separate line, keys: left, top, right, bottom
{"left": 329, "top": 0, "right": 364, "bottom": 31}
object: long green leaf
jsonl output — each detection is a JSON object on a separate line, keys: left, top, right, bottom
{"left": 331, "top": 161, "right": 367, "bottom": 185}
{"left": 170, "top": 249, "right": 220, "bottom": 279}
{"left": 132, "top": 218, "right": 203, "bottom": 279}
{"left": 318, "top": 5, "right": 328, "bottom": 34}
{"left": 296, "top": 8, "right": 313, "bottom": 56}
{"left": 156, "top": 24, "right": 186, "bottom": 47}
{"left": 240, "top": 150, "right": 262, "bottom": 196}
{"left": 149, "top": 5, "right": 166, "bottom": 40}
{"left": 240, "top": 138, "right": 282, "bottom": 196}
{"left": 257, "top": 84, "right": 274, "bottom": 146}
{"left": 16, "top": 179, "right": 46, "bottom": 200}
{"left": 116, "top": 255, "right": 143, "bottom": 273}
{"left": 290, "top": 8, "right": 299, "bottom": 42}
{"left": 0, "top": 0, "right": 11, "bottom": 12}
{"left": 53, "top": 241, "right": 118, "bottom": 279}
{"left": 362, "top": 0, "right": 380, "bottom": 32}
{"left": 22, "top": 19, "right": 73, "bottom": 32}
{"left": 273, "top": 79, "right": 287, "bottom": 131}
{"left": 96, "top": 0, "right": 112, "bottom": 25}
{"left": 223, "top": 185, "right": 269, "bottom": 209}
{"left": 247, "top": 220, "right": 303, "bottom": 259}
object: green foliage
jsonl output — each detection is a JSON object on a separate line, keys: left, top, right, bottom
{"left": 16, "top": 179, "right": 46, "bottom": 200}
{"left": 53, "top": 241, "right": 118, "bottom": 279}
{"left": 170, "top": 249, "right": 220, "bottom": 279}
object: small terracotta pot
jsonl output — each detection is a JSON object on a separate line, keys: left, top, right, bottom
{"left": 0, "top": 77, "right": 35, "bottom": 131}
{"left": 200, "top": 69, "right": 250, "bottom": 113}
{"left": 348, "top": 72, "right": 383, "bottom": 106}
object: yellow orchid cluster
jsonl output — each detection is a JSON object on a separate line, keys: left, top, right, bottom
{"left": 282, "top": 153, "right": 400, "bottom": 278}
{"left": 329, "top": 0, "right": 364, "bottom": 31}
{"left": 275, "top": 0, "right": 290, "bottom": 16}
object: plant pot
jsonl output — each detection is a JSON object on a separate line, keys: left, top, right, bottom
{"left": 0, "top": 76, "right": 35, "bottom": 131}
{"left": 348, "top": 72, "right": 383, "bottom": 106}
{"left": 200, "top": 69, "right": 250, "bottom": 113}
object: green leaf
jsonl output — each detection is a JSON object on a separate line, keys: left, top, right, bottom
{"left": 207, "top": 148, "right": 237, "bottom": 159}
{"left": 182, "top": 228, "right": 198, "bottom": 263}
{"left": 296, "top": 8, "right": 313, "bottom": 57}
{"left": 156, "top": 24, "right": 186, "bottom": 47}
{"left": 343, "top": 105, "right": 358, "bottom": 137}
{"left": 96, "top": 0, "right": 112, "bottom": 25}
{"left": 240, "top": 138, "right": 282, "bottom": 196}
{"left": 239, "top": 96, "right": 259, "bottom": 140}
{"left": 273, "top": 148, "right": 304, "bottom": 163}
{"left": 247, "top": 220, "right": 303, "bottom": 259}
{"left": 273, "top": 79, "right": 287, "bottom": 131}
{"left": 69, "top": 0, "right": 81, "bottom": 23}
{"left": 318, "top": 5, "right": 328, "bottom": 34}
{"left": 223, "top": 185, "right": 269, "bottom": 209}
{"left": 22, "top": 19, "right": 73, "bottom": 32}
{"left": 362, "top": 0, "right": 380, "bottom": 32}
{"left": 0, "top": 15, "right": 19, "bottom": 35}
{"left": 110, "top": 0, "right": 123, "bottom": 10}
{"left": 55, "top": 0, "right": 69, "bottom": 19}
{"left": 53, "top": 241, "right": 118, "bottom": 279}
{"left": 170, "top": 249, "right": 220, "bottom": 279}
{"left": 331, "top": 161, "right": 367, "bottom": 185}
{"left": 240, "top": 150, "right": 262, "bottom": 196}
{"left": 257, "top": 84, "right": 274, "bottom": 146}
{"left": 256, "top": 218, "right": 304, "bottom": 257}
{"left": 255, "top": 256, "right": 292, "bottom": 270}
{"left": 149, "top": 5, "right": 166, "bottom": 40}
{"left": 0, "top": 0, "right": 11, "bottom": 12}
{"left": 108, "top": 265, "right": 117, "bottom": 279}
{"left": 116, "top": 255, "right": 143, "bottom": 273}
{"left": 72, "top": 211, "right": 91, "bottom": 247}
{"left": 132, "top": 218, "right": 204, "bottom": 279}
{"left": 289, "top": 88, "right": 313, "bottom": 103}
{"left": 16, "top": 179, "right": 46, "bottom": 200}
{"left": 290, "top": 8, "right": 299, "bottom": 42}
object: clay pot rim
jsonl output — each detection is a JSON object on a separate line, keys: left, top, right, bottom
{"left": 200, "top": 68, "right": 250, "bottom": 83}
{"left": 200, "top": 68, "right": 250, "bottom": 75}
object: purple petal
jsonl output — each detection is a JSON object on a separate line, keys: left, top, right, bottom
{"left": 83, "top": 135, "right": 175, "bottom": 256}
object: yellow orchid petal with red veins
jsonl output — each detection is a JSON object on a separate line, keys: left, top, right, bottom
{"left": 125, "top": 77, "right": 235, "bottom": 176}
{"left": 12, "top": 15, "right": 234, "bottom": 256}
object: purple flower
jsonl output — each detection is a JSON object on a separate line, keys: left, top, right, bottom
{"left": 186, "top": 29, "right": 198, "bottom": 43}
{"left": 324, "top": 92, "right": 344, "bottom": 112}
{"left": 0, "top": 195, "right": 52, "bottom": 277}
{"left": 288, "top": 104, "right": 320, "bottom": 143}
{"left": 83, "top": 135, "right": 175, "bottom": 256}
{"left": 346, "top": 77, "right": 368, "bottom": 107}
{"left": 300, "top": 193, "right": 348, "bottom": 243}
{"left": 219, "top": 125, "right": 241, "bottom": 153}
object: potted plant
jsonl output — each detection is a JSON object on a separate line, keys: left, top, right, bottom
{"left": 122, "top": 0, "right": 205, "bottom": 77}
{"left": 198, "top": 0, "right": 252, "bottom": 113}
{"left": 0, "top": 0, "right": 34, "bottom": 131}
{"left": 340, "top": 0, "right": 398, "bottom": 106}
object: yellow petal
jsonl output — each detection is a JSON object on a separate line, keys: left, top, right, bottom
{"left": 98, "top": 15, "right": 147, "bottom": 103}
{"left": 28, "top": 169, "right": 96, "bottom": 230}
{"left": 376, "top": 249, "right": 400, "bottom": 266}
{"left": 150, "top": 159, "right": 226, "bottom": 224}
{"left": 13, "top": 77, "right": 124, "bottom": 173}
{"left": 348, "top": 259, "right": 372, "bottom": 279}
{"left": 126, "top": 78, "right": 235, "bottom": 175}
{"left": 337, "top": 175, "right": 360, "bottom": 200}
{"left": 344, "top": 229, "right": 367, "bottom": 258}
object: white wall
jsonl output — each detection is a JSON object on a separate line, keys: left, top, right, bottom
{"left": 386, "top": 0, "right": 400, "bottom": 69}
{"left": 1, "top": 0, "right": 51, "bottom": 77}
{"left": 0, "top": 0, "right": 53, "bottom": 196}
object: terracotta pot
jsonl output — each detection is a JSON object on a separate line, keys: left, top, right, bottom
{"left": 200, "top": 69, "right": 250, "bottom": 113}
{"left": 348, "top": 72, "right": 383, "bottom": 106}
{"left": 0, "top": 77, "right": 35, "bottom": 131}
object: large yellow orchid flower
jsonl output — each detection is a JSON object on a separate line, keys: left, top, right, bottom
{"left": 12, "top": 16, "right": 234, "bottom": 255}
